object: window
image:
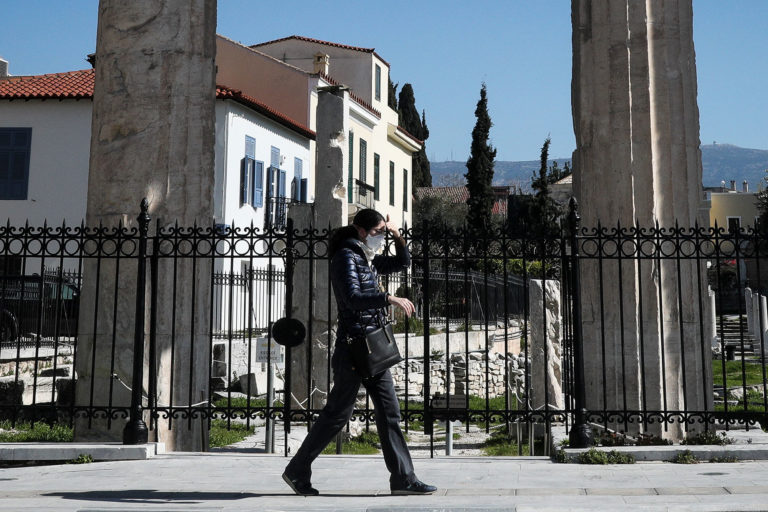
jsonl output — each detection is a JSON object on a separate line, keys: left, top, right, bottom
{"left": 373, "top": 153, "right": 380, "bottom": 201}
{"left": 727, "top": 216, "right": 741, "bottom": 233}
{"left": 403, "top": 168, "right": 408, "bottom": 212}
{"left": 375, "top": 64, "right": 381, "bottom": 101}
{"left": 389, "top": 161, "right": 395, "bottom": 206}
{"left": 359, "top": 139, "right": 367, "bottom": 182}
{"left": 0, "top": 128, "right": 32, "bottom": 200}
{"left": 241, "top": 136, "right": 260, "bottom": 207}
{"left": 347, "top": 131, "right": 354, "bottom": 202}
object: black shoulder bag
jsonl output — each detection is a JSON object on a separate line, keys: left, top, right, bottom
{"left": 348, "top": 310, "right": 403, "bottom": 379}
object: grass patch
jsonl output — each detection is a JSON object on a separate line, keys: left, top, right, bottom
{"left": 577, "top": 448, "right": 635, "bottom": 464}
{"left": 481, "top": 427, "right": 531, "bottom": 456}
{"left": 212, "top": 397, "right": 282, "bottom": 409}
{"left": 712, "top": 360, "right": 768, "bottom": 387}
{"left": 0, "top": 421, "right": 73, "bottom": 442}
{"left": 322, "top": 430, "right": 380, "bottom": 455}
{"left": 208, "top": 419, "right": 255, "bottom": 448}
{"left": 673, "top": 449, "right": 700, "bottom": 464}
{"left": 710, "top": 456, "right": 739, "bottom": 463}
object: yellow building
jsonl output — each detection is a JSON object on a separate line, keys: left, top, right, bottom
{"left": 705, "top": 181, "right": 760, "bottom": 231}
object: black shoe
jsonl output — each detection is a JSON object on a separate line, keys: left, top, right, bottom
{"left": 391, "top": 480, "right": 437, "bottom": 495}
{"left": 282, "top": 472, "right": 319, "bottom": 496}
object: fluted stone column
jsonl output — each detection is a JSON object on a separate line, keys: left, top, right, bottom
{"left": 572, "top": 0, "right": 711, "bottom": 440}
{"left": 74, "top": 0, "right": 217, "bottom": 451}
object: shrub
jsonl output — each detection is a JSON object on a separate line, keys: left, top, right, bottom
{"left": 682, "top": 431, "right": 733, "bottom": 446}
{"left": 636, "top": 433, "right": 672, "bottom": 446}
{"left": 673, "top": 449, "right": 700, "bottom": 464}
{"left": 577, "top": 448, "right": 635, "bottom": 464}
{"left": 67, "top": 454, "right": 93, "bottom": 464}
{"left": 709, "top": 456, "right": 739, "bottom": 463}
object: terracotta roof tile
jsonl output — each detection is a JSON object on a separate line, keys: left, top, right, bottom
{"left": 216, "top": 85, "right": 315, "bottom": 139}
{"left": 251, "top": 35, "right": 390, "bottom": 67}
{"left": 396, "top": 125, "right": 423, "bottom": 145}
{"left": 416, "top": 186, "right": 509, "bottom": 216}
{"left": 0, "top": 69, "right": 314, "bottom": 140}
{"left": 0, "top": 69, "right": 94, "bottom": 99}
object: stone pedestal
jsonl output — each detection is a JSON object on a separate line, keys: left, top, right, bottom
{"left": 529, "top": 279, "right": 564, "bottom": 413}
{"left": 745, "top": 288, "right": 754, "bottom": 334}
{"left": 572, "top": 0, "right": 711, "bottom": 440}
{"left": 287, "top": 88, "right": 350, "bottom": 409}
{"left": 74, "top": 0, "right": 217, "bottom": 451}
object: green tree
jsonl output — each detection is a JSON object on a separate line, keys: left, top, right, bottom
{"left": 388, "top": 78, "right": 398, "bottom": 111}
{"left": 757, "top": 169, "right": 768, "bottom": 232}
{"left": 529, "top": 137, "right": 563, "bottom": 236}
{"left": 398, "top": 84, "right": 432, "bottom": 187}
{"left": 464, "top": 83, "right": 496, "bottom": 233}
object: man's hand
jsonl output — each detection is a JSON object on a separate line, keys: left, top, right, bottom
{"left": 387, "top": 294, "right": 415, "bottom": 317}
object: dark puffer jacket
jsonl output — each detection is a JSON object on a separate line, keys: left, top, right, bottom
{"left": 330, "top": 236, "right": 410, "bottom": 343}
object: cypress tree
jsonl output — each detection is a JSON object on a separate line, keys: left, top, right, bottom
{"left": 388, "top": 78, "right": 398, "bottom": 111}
{"left": 398, "top": 84, "right": 432, "bottom": 187}
{"left": 530, "top": 137, "right": 563, "bottom": 236}
{"left": 465, "top": 83, "right": 496, "bottom": 233}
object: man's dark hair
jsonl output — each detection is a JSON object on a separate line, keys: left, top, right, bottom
{"left": 352, "top": 209, "right": 385, "bottom": 231}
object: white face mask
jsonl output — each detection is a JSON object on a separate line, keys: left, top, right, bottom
{"left": 365, "top": 233, "right": 385, "bottom": 253}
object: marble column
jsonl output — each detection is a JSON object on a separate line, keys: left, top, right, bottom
{"left": 74, "top": 0, "right": 217, "bottom": 451}
{"left": 572, "top": 0, "right": 711, "bottom": 440}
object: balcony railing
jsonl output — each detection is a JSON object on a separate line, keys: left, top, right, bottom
{"left": 353, "top": 179, "right": 375, "bottom": 209}
{"left": 265, "top": 196, "right": 291, "bottom": 231}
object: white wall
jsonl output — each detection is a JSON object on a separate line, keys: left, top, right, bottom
{"left": 215, "top": 100, "right": 312, "bottom": 230}
{"left": 0, "top": 100, "right": 92, "bottom": 225}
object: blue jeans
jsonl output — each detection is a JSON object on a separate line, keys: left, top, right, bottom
{"left": 285, "top": 345, "right": 416, "bottom": 489}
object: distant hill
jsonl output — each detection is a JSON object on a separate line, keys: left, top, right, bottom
{"left": 430, "top": 144, "right": 768, "bottom": 192}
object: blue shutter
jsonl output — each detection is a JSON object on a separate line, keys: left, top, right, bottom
{"left": 270, "top": 146, "right": 280, "bottom": 168}
{"left": 279, "top": 169, "right": 286, "bottom": 198}
{"left": 252, "top": 161, "right": 264, "bottom": 207}
{"left": 300, "top": 178, "right": 308, "bottom": 203}
{"left": 240, "top": 158, "right": 248, "bottom": 205}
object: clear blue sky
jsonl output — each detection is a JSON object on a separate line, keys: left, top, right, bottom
{"left": 2, "top": 1, "right": 766, "bottom": 162}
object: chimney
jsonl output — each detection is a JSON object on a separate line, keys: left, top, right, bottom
{"left": 743, "top": 180, "right": 749, "bottom": 193}
{"left": 730, "top": 180, "right": 736, "bottom": 191}
{"left": 313, "top": 52, "right": 329, "bottom": 75}
{"left": 0, "top": 58, "right": 8, "bottom": 78}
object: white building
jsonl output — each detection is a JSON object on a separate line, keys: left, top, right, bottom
{"left": 216, "top": 34, "right": 421, "bottom": 228}
{"left": 0, "top": 68, "right": 314, "bottom": 234}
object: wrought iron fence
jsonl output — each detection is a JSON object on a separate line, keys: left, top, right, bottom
{"left": 0, "top": 199, "right": 766, "bottom": 455}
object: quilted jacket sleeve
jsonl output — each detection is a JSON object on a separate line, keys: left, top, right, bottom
{"left": 331, "top": 248, "right": 389, "bottom": 310}
{"left": 372, "top": 236, "right": 411, "bottom": 276}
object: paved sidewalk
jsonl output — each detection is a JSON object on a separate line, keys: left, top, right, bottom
{"left": 1, "top": 453, "right": 768, "bottom": 511}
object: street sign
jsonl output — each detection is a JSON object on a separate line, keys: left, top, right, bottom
{"left": 431, "top": 394, "right": 468, "bottom": 409}
{"left": 256, "top": 337, "right": 284, "bottom": 363}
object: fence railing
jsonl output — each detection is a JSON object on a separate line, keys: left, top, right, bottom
{"left": 0, "top": 199, "right": 766, "bottom": 455}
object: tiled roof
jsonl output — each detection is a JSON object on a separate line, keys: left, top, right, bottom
{"left": 396, "top": 125, "right": 423, "bottom": 145}
{"left": 416, "top": 186, "right": 509, "bottom": 216}
{"left": 216, "top": 85, "right": 315, "bottom": 140}
{"left": 0, "top": 69, "right": 94, "bottom": 99}
{"left": 0, "top": 69, "right": 315, "bottom": 140}
{"left": 251, "top": 35, "right": 390, "bottom": 67}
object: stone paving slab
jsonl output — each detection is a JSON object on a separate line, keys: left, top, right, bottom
{"left": 0, "top": 454, "right": 767, "bottom": 511}
{"left": 0, "top": 442, "right": 165, "bottom": 462}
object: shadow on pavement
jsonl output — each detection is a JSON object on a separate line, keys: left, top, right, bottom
{"left": 44, "top": 490, "right": 278, "bottom": 503}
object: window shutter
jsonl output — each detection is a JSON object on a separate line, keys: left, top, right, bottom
{"left": 373, "top": 153, "right": 380, "bottom": 201}
{"left": 240, "top": 158, "right": 248, "bottom": 205}
{"left": 347, "top": 132, "right": 354, "bottom": 202}
{"left": 279, "top": 169, "right": 287, "bottom": 198}
{"left": 300, "top": 178, "right": 308, "bottom": 203}
{"left": 294, "top": 158, "right": 303, "bottom": 202}
{"left": 252, "top": 160, "right": 264, "bottom": 208}
{"left": 389, "top": 161, "right": 395, "bottom": 206}
{"left": 403, "top": 168, "right": 408, "bottom": 212}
